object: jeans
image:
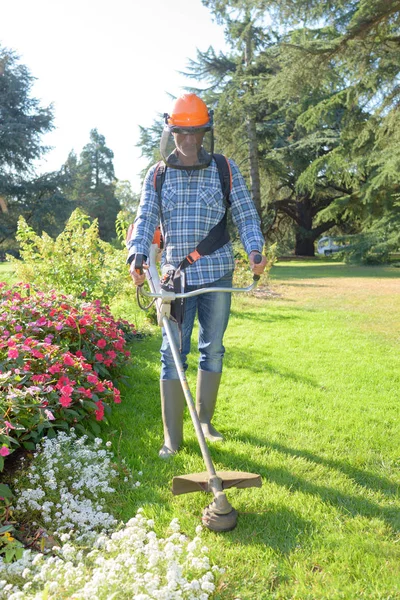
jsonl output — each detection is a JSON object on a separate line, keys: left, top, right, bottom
{"left": 160, "top": 271, "right": 233, "bottom": 380}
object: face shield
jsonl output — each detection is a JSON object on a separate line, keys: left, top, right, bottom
{"left": 160, "top": 115, "right": 214, "bottom": 170}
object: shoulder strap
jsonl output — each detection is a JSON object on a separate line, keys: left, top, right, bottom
{"left": 213, "top": 154, "right": 232, "bottom": 207}
{"left": 153, "top": 161, "right": 167, "bottom": 200}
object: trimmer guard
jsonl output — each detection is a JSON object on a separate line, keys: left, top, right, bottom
{"left": 172, "top": 471, "right": 262, "bottom": 496}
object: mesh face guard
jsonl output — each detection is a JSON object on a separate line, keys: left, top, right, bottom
{"left": 159, "top": 112, "right": 214, "bottom": 170}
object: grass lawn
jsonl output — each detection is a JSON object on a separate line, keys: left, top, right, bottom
{"left": 2, "top": 259, "right": 398, "bottom": 598}
{"left": 0, "top": 262, "right": 16, "bottom": 285}
{"left": 109, "top": 260, "right": 400, "bottom": 599}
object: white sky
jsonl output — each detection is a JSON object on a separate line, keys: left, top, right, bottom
{"left": 1, "top": 0, "right": 227, "bottom": 193}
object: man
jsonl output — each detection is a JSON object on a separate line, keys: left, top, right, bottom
{"left": 128, "top": 93, "right": 267, "bottom": 458}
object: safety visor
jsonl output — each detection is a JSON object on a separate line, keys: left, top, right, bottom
{"left": 160, "top": 125, "right": 214, "bottom": 170}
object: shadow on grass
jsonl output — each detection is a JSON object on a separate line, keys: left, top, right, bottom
{"left": 230, "top": 308, "right": 305, "bottom": 322}
{"left": 237, "top": 436, "right": 400, "bottom": 499}
{"left": 224, "top": 346, "right": 321, "bottom": 388}
{"left": 184, "top": 437, "right": 400, "bottom": 533}
{"left": 270, "top": 263, "right": 400, "bottom": 281}
{"left": 225, "top": 507, "right": 311, "bottom": 553}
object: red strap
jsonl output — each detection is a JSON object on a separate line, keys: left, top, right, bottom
{"left": 186, "top": 250, "right": 202, "bottom": 265}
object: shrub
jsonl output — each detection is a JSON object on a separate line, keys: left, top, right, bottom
{"left": 8, "top": 209, "right": 130, "bottom": 305}
{"left": 0, "top": 283, "right": 136, "bottom": 468}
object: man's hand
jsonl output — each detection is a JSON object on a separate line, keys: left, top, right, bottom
{"left": 249, "top": 251, "right": 267, "bottom": 275}
{"left": 129, "top": 262, "right": 147, "bottom": 286}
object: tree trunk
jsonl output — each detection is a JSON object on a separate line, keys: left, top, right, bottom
{"left": 0, "top": 197, "right": 8, "bottom": 213}
{"left": 244, "top": 16, "right": 262, "bottom": 217}
{"left": 246, "top": 118, "right": 262, "bottom": 216}
{"left": 295, "top": 229, "right": 316, "bottom": 256}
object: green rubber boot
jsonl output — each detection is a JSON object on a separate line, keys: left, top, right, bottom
{"left": 159, "top": 379, "right": 185, "bottom": 459}
{"left": 196, "top": 369, "right": 224, "bottom": 442}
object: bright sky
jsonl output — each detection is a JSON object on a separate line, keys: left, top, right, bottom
{"left": 1, "top": 0, "right": 227, "bottom": 193}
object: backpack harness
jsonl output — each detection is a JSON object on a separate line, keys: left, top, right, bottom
{"left": 153, "top": 154, "right": 233, "bottom": 346}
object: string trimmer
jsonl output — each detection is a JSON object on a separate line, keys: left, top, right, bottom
{"left": 134, "top": 239, "right": 262, "bottom": 532}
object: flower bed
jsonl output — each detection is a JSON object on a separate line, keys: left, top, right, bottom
{"left": 0, "top": 282, "right": 137, "bottom": 468}
{"left": 0, "top": 432, "right": 222, "bottom": 599}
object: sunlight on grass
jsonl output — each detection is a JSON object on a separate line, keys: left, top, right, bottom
{"left": 108, "top": 263, "right": 400, "bottom": 599}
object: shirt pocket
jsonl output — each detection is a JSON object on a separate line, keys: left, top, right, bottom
{"left": 161, "top": 186, "right": 178, "bottom": 213}
{"left": 198, "top": 186, "right": 224, "bottom": 209}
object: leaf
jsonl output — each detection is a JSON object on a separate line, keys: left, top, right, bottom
{"left": 0, "top": 484, "right": 13, "bottom": 500}
{"left": 47, "top": 428, "right": 56, "bottom": 439}
{"left": 89, "top": 421, "right": 101, "bottom": 435}
{"left": 0, "top": 524, "right": 14, "bottom": 534}
{"left": 22, "top": 441, "right": 36, "bottom": 450}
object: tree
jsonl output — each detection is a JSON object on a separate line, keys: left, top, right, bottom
{"left": 60, "top": 130, "right": 121, "bottom": 242}
{"left": 0, "top": 46, "right": 57, "bottom": 250}
{"left": 195, "top": 0, "right": 400, "bottom": 256}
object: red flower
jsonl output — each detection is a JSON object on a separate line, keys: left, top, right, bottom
{"left": 77, "top": 386, "right": 92, "bottom": 398}
{"left": 95, "top": 400, "right": 104, "bottom": 421}
{"left": 96, "top": 338, "right": 107, "bottom": 349}
{"left": 60, "top": 396, "right": 72, "bottom": 408}
{"left": 87, "top": 374, "right": 98, "bottom": 384}
{"left": 63, "top": 353, "right": 75, "bottom": 366}
{"left": 95, "top": 353, "right": 104, "bottom": 362}
{"left": 113, "top": 388, "right": 121, "bottom": 404}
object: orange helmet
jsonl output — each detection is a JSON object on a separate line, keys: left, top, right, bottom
{"left": 165, "top": 94, "right": 212, "bottom": 130}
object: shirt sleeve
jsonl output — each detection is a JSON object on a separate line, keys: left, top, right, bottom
{"left": 228, "top": 159, "right": 265, "bottom": 255}
{"left": 126, "top": 166, "right": 160, "bottom": 263}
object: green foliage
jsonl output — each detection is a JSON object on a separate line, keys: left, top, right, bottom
{"left": 0, "top": 282, "right": 137, "bottom": 466}
{"left": 0, "top": 47, "right": 53, "bottom": 177}
{"left": 9, "top": 208, "right": 130, "bottom": 304}
{"left": 59, "top": 130, "right": 121, "bottom": 242}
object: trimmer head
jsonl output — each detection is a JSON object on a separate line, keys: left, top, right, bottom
{"left": 172, "top": 470, "right": 262, "bottom": 495}
{"left": 172, "top": 470, "right": 262, "bottom": 532}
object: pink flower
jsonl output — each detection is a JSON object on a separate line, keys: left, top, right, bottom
{"left": 4, "top": 421, "right": 15, "bottom": 432}
{"left": 113, "top": 389, "right": 121, "bottom": 404}
{"left": 31, "top": 350, "right": 44, "bottom": 359}
{"left": 8, "top": 348, "right": 19, "bottom": 359}
{"left": 95, "top": 400, "right": 104, "bottom": 421}
{"left": 96, "top": 381, "right": 105, "bottom": 392}
{"left": 48, "top": 363, "right": 62, "bottom": 374}
{"left": 95, "top": 353, "right": 104, "bottom": 362}
{"left": 44, "top": 409, "right": 55, "bottom": 421}
{"left": 87, "top": 374, "right": 98, "bottom": 384}
{"left": 77, "top": 386, "right": 92, "bottom": 398}
{"left": 0, "top": 447, "right": 10, "bottom": 457}
{"left": 75, "top": 350, "right": 83, "bottom": 358}
{"left": 63, "top": 354, "right": 75, "bottom": 366}
{"left": 96, "top": 338, "right": 107, "bottom": 349}
{"left": 60, "top": 385, "right": 74, "bottom": 396}
{"left": 59, "top": 396, "right": 72, "bottom": 408}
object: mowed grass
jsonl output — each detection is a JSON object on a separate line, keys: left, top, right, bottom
{"left": 109, "top": 261, "right": 400, "bottom": 599}
{"left": 2, "top": 259, "right": 399, "bottom": 598}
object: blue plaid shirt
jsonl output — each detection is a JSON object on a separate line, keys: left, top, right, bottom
{"left": 127, "top": 158, "right": 265, "bottom": 286}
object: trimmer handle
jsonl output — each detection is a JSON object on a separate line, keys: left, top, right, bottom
{"left": 252, "top": 253, "right": 263, "bottom": 281}
{"left": 134, "top": 253, "right": 145, "bottom": 276}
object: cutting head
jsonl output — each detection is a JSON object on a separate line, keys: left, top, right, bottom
{"left": 172, "top": 470, "right": 262, "bottom": 495}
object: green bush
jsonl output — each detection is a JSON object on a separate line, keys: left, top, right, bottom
{"left": 8, "top": 209, "right": 130, "bottom": 305}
